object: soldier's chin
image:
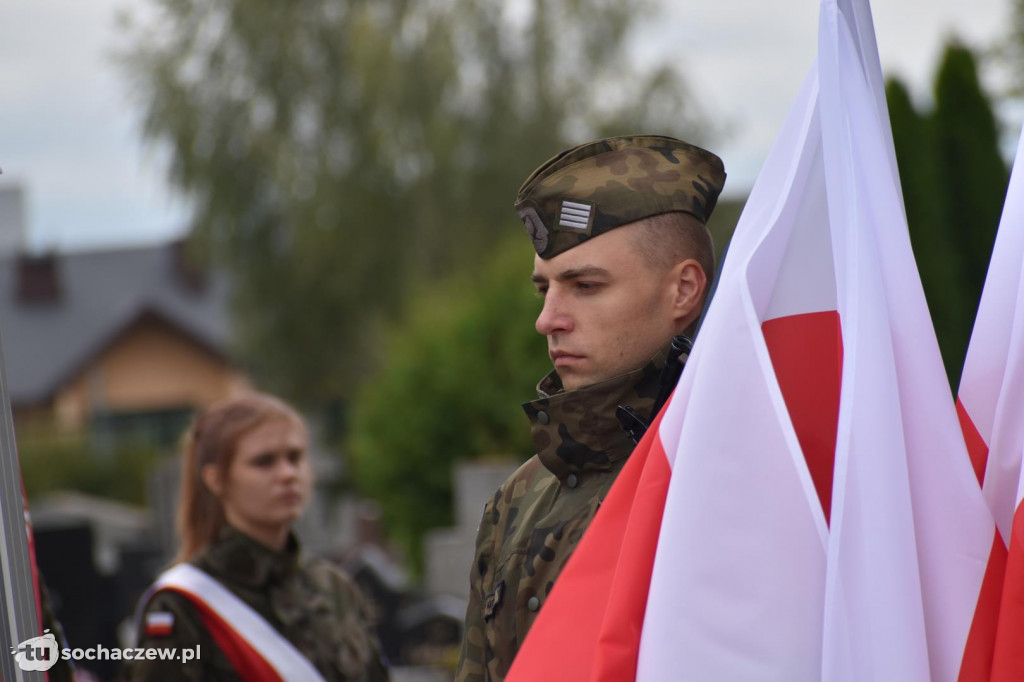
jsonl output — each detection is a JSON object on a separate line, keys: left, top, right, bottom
{"left": 557, "top": 369, "right": 591, "bottom": 392}
{"left": 561, "top": 365, "right": 634, "bottom": 392}
{"left": 274, "top": 501, "right": 306, "bottom": 524}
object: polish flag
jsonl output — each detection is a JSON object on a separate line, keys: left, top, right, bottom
{"left": 144, "top": 612, "right": 175, "bottom": 638}
{"left": 506, "top": 0, "right": 993, "bottom": 680}
{"left": 957, "top": 123, "right": 1024, "bottom": 682}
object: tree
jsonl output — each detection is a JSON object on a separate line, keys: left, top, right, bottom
{"left": 887, "top": 76, "right": 971, "bottom": 383}
{"left": 346, "top": 237, "right": 549, "bottom": 567}
{"left": 119, "top": 0, "right": 706, "bottom": 406}
{"left": 932, "top": 44, "right": 1008, "bottom": 321}
{"left": 886, "top": 41, "right": 1007, "bottom": 388}
{"left": 20, "top": 435, "right": 160, "bottom": 506}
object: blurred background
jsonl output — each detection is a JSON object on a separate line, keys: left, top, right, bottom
{"left": 0, "top": 0, "right": 1021, "bottom": 679}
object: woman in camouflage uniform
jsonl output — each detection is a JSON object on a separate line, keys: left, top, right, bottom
{"left": 128, "top": 392, "right": 388, "bottom": 681}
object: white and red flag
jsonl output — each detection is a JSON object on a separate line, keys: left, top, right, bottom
{"left": 506, "top": 0, "right": 994, "bottom": 680}
{"left": 957, "top": 123, "right": 1024, "bottom": 682}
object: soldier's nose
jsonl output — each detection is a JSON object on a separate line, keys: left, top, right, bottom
{"left": 278, "top": 459, "right": 300, "bottom": 480}
{"left": 536, "top": 296, "right": 572, "bottom": 336}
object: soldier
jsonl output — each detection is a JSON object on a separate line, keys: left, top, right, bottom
{"left": 128, "top": 392, "right": 389, "bottom": 681}
{"left": 455, "top": 135, "right": 726, "bottom": 681}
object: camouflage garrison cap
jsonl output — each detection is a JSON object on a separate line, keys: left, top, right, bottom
{"left": 514, "top": 135, "right": 726, "bottom": 259}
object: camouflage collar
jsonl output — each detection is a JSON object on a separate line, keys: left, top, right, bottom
{"left": 522, "top": 347, "right": 668, "bottom": 481}
{"left": 193, "top": 524, "right": 301, "bottom": 589}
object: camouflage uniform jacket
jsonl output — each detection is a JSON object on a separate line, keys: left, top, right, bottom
{"left": 455, "top": 350, "right": 667, "bottom": 682}
{"left": 128, "top": 525, "right": 389, "bottom": 682}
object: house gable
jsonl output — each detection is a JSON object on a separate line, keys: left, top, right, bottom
{"left": 53, "top": 310, "right": 249, "bottom": 430}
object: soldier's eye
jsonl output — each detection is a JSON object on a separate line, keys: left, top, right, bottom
{"left": 253, "top": 454, "right": 276, "bottom": 468}
{"left": 535, "top": 287, "right": 548, "bottom": 298}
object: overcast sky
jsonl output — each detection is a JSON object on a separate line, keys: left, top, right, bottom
{"left": 0, "top": 0, "right": 1015, "bottom": 252}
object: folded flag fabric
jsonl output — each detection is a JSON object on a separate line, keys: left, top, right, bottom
{"left": 507, "top": 1, "right": 994, "bottom": 680}
{"left": 957, "top": 122, "right": 1024, "bottom": 682}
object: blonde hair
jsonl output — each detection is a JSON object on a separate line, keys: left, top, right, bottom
{"left": 176, "top": 392, "right": 303, "bottom": 562}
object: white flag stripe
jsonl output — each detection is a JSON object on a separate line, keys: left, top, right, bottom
{"left": 146, "top": 613, "right": 173, "bottom": 627}
{"left": 955, "top": 121, "right": 1024, "bottom": 680}
{"left": 822, "top": 5, "right": 990, "bottom": 680}
{"left": 961, "top": 125, "right": 1024, "bottom": 536}
{"left": 561, "top": 200, "right": 591, "bottom": 211}
{"left": 634, "top": 0, "right": 991, "bottom": 680}
{"left": 638, "top": 294, "right": 827, "bottom": 680}
{"left": 638, "top": 53, "right": 830, "bottom": 682}
{"left": 658, "top": 69, "right": 830, "bottom": 534}
{"left": 817, "top": 8, "right": 929, "bottom": 679}
{"left": 716, "top": 68, "right": 820, "bottom": 283}
{"left": 755, "top": 135, "right": 837, "bottom": 323}
{"left": 560, "top": 207, "right": 591, "bottom": 218}
{"left": 835, "top": 0, "right": 902, "bottom": 196}
{"left": 150, "top": 564, "right": 326, "bottom": 682}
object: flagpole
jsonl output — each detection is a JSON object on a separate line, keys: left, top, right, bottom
{"left": 0, "top": 325, "right": 44, "bottom": 681}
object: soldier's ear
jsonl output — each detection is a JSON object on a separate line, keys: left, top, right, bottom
{"left": 201, "top": 464, "right": 224, "bottom": 497}
{"left": 672, "top": 258, "right": 707, "bottom": 329}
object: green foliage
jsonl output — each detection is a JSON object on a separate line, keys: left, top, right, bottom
{"left": 20, "top": 436, "right": 161, "bottom": 506}
{"left": 347, "top": 238, "right": 549, "bottom": 568}
{"left": 119, "top": 0, "right": 706, "bottom": 405}
{"left": 887, "top": 41, "right": 1007, "bottom": 389}
{"left": 933, "top": 45, "right": 1009, "bottom": 306}
{"left": 887, "top": 77, "right": 969, "bottom": 383}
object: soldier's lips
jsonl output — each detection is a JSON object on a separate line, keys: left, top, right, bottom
{"left": 551, "top": 352, "right": 585, "bottom": 367}
{"left": 277, "top": 491, "right": 304, "bottom": 505}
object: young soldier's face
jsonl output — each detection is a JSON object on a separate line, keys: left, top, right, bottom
{"left": 531, "top": 223, "right": 704, "bottom": 391}
{"left": 213, "top": 417, "right": 312, "bottom": 537}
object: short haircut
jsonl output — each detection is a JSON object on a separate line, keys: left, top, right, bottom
{"left": 630, "top": 211, "right": 716, "bottom": 290}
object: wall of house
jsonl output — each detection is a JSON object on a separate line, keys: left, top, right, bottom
{"left": 52, "top": 316, "right": 249, "bottom": 431}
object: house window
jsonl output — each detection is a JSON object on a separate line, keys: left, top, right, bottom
{"left": 89, "top": 407, "right": 195, "bottom": 452}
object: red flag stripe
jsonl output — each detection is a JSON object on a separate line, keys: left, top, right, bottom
{"left": 957, "top": 530, "right": 1006, "bottom": 682}
{"left": 505, "top": 407, "right": 671, "bottom": 682}
{"left": 955, "top": 398, "right": 991, "bottom": 487}
{"left": 954, "top": 400, "right": 1005, "bottom": 682}
{"left": 762, "top": 311, "right": 843, "bottom": 524}
{"left": 592, "top": 426, "right": 671, "bottom": 682}
{"left": 989, "top": 501, "right": 1024, "bottom": 681}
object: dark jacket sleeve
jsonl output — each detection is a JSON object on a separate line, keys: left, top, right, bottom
{"left": 455, "top": 492, "right": 498, "bottom": 682}
{"left": 311, "top": 561, "right": 391, "bottom": 682}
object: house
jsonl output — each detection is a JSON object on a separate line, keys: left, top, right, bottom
{"left": 0, "top": 202, "right": 247, "bottom": 447}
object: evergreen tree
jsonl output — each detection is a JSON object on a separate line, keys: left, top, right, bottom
{"left": 933, "top": 43, "right": 1008, "bottom": 327}
{"left": 886, "top": 41, "right": 1007, "bottom": 389}
{"left": 887, "top": 76, "right": 970, "bottom": 383}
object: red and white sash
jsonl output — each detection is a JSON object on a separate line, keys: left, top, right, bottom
{"left": 142, "top": 563, "right": 326, "bottom": 682}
